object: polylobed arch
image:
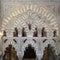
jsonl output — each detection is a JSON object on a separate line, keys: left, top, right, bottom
{"left": 23, "top": 44, "right": 36, "bottom": 59}
{"left": 22, "top": 39, "right": 39, "bottom": 56}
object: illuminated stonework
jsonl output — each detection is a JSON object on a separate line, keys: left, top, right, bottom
{"left": 2, "top": 4, "right": 58, "bottom": 35}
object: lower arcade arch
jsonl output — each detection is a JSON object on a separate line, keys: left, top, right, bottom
{"left": 42, "top": 44, "right": 57, "bottom": 60}
{"left": 23, "top": 44, "right": 36, "bottom": 59}
{"left": 3, "top": 43, "right": 57, "bottom": 60}
{"left": 3, "top": 44, "right": 19, "bottom": 60}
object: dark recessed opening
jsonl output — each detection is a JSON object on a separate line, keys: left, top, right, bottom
{"left": 23, "top": 44, "right": 36, "bottom": 59}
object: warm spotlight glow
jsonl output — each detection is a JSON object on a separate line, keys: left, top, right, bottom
{"left": 7, "top": 17, "right": 11, "bottom": 20}
{"left": 0, "top": 32, "right": 3, "bottom": 36}
{"left": 15, "top": 11, "right": 18, "bottom": 16}
{"left": 12, "top": 12, "right": 16, "bottom": 16}
{"left": 17, "top": 9, "right": 20, "bottom": 14}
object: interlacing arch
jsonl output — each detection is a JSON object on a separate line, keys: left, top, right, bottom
{"left": 22, "top": 40, "right": 38, "bottom": 55}
{"left": 2, "top": 4, "right": 58, "bottom": 35}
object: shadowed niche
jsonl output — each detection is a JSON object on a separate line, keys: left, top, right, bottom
{"left": 23, "top": 44, "right": 36, "bottom": 59}
{"left": 42, "top": 44, "right": 57, "bottom": 60}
